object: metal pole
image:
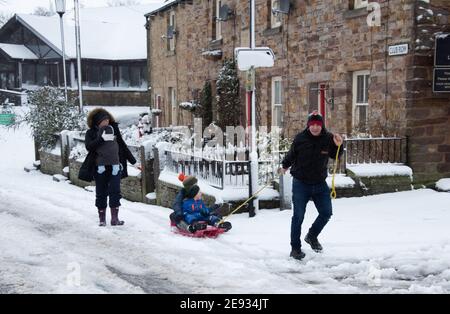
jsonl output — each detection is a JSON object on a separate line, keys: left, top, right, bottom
{"left": 74, "top": 0, "right": 83, "bottom": 112}
{"left": 58, "top": 13, "right": 68, "bottom": 102}
{"left": 249, "top": 0, "right": 258, "bottom": 216}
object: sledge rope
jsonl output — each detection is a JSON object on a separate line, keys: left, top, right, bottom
{"left": 330, "top": 144, "right": 342, "bottom": 200}
{"left": 218, "top": 182, "right": 271, "bottom": 224}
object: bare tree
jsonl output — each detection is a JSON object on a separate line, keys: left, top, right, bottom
{"left": 107, "top": 0, "right": 141, "bottom": 7}
{"left": 33, "top": 6, "right": 55, "bottom": 16}
{"left": 0, "top": 11, "right": 13, "bottom": 27}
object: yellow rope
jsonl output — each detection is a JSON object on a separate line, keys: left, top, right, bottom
{"left": 330, "top": 144, "right": 342, "bottom": 200}
{"left": 218, "top": 182, "right": 271, "bottom": 224}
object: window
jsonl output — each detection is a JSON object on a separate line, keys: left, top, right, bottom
{"left": 271, "top": 0, "right": 282, "bottom": 28}
{"left": 22, "top": 64, "right": 36, "bottom": 85}
{"left": 101, "top": 66, "right": 113, "bottom": 87}
{"left": 22, "top": 63, "right": 57, "bottom": 86}
{"left": 352, "top": 71, "right": 370, "bottom": 132}
{"left": 168, "top": 11, "right": 176, "bottom": 51}
{"left": 271, "top": 77, "right": 283, "bottom": 128}
{"left": 119, "top": 65, "right": 147, "bottom": 88}
{"left": 354, "top": 0, "right": 369, "bottom": 9}
{"left": 215, "top": 0, "right": 222, "bottom": 40}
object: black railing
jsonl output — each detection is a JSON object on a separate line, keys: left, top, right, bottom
{"left": 344, "top": 137, "right": 407, "bottom": 165}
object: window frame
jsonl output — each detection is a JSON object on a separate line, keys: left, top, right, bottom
{"left": 352, "top": 70, "right": 370, "bottom": 131}
{"left": 271, "top": 76, "right": 283, "bottom": 128}
{"left": 169, "top": 11, "right": 176, "bottom": 52}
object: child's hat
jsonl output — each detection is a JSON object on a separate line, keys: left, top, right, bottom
{"left": 178, "top": 173, "right": 198, "bottom": 194}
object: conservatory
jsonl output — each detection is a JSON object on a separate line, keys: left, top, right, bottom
{"left": 0, "top": 5, "right": 152, "bottom": 106}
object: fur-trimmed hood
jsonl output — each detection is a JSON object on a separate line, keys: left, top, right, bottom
{"left": 86, "top": 108, "right": 116, "bottom": 129}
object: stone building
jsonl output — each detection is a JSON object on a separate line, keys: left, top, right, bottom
{"left": 146, "top": 0, "right": 450, "bottom": 185}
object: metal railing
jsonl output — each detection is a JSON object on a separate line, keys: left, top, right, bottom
{"left": 344, "top": 137, "right": 407, "bottom": 166}
{"left": 164, "top": 149, "right": 281, "bottom": 189}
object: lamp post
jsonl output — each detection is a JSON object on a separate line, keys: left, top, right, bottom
{"left": 248, "top": 0, "right": 258, "bottom": 216}
{"left": 55, "top": 0, "right": 68, "bottom": 102}
{"left": 74, "top": 0, "right": 83, "bottom": 112}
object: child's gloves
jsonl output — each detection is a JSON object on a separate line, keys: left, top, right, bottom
{"left": 101, "top": 130, "right": 114, "bottom": 141}
{"left": 200, "top": 208, "right": 209, "bottom": 216}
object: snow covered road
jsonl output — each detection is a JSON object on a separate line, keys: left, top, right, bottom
{"left": 1, "top": 125, "right": 450, "bottom": 293}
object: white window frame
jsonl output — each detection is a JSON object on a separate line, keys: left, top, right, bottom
{"left": 169, "top": 11, "right": 176, "bottom": 51}
{"left": 271, "top": 76, "right": 283, "bottom": 128}
{"left": 215, "top": 0, "right": 222, "bottom": 40}
{"left": 354, "top": 0, "right": 369, "bottom": 9}
{"left": 352, "top": 70, "right": 370, "bottom": 131}
{"left": 169, "top": 87, "right": 177, "bottom": 126}
{"left": 271, "top": 0, "right": 282, "bottom": 28}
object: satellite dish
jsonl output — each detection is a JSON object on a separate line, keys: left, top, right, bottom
{"left": 235, "top": 47, "right": 275, "bottom": 71}
{"left": 218, "top": 4, "right": 233, "bottom": 21}
{"left": 272, "top": 0, "right": 290, "bottom": 15}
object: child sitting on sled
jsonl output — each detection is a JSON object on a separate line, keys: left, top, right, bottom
{"left": 177, "top": 174, "right": 231, "bottom": 233}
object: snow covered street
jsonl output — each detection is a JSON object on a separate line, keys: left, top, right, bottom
{"left": 1, "top": 125, "right": 450, "bottom": 294}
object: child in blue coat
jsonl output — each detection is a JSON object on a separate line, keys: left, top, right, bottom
{"left": 181, "top": 179, "right": 232, "bottom": 233}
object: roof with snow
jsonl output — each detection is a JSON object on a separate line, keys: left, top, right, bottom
{"left": 1, "top": 3, "right": 167, "bottom": 61}
{"left": 0, "top": 43, "right": 38, "bottom": 60}
{"left": 144, "top": 0, "right": 187, "bottom": 17}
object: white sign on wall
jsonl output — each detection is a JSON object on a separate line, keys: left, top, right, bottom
{"left": 388, "top": 44, "right": 409, "bottom": 56}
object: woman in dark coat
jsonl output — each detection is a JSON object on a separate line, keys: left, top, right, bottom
{"left": 79, "top": 108, "right": 137, "bottom": 226}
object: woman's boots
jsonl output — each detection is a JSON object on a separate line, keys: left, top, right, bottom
{"left": 98, "top": 208, "right": 124, "bottom": 226}
{"left": 98, "top": 208, "right": 107, "bottom": 227}
{"left": 111, "top": 207, "right": 125, "bottom": 226}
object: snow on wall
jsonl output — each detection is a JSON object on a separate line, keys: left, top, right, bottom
{"left": 347, "top": 163, "right": 413, "bottom": 178}
{"left": 436, "top": 178, "right": 450, "bottom": 192}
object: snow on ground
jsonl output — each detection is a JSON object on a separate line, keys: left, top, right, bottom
{"left": 1, "top": 124, "right": 450, "bottom": 293}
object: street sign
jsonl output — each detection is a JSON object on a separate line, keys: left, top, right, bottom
{"left": 435, "top": 34, "right": 450, "bottom": 67}
{"left": 234, "top": 47, "right": 275, "bottom": 71}
{"left": 388, "top": 44, "right": 408, "bottom": 56}
{"left": 433, "top": 68, "right": 450, "bottom": 93}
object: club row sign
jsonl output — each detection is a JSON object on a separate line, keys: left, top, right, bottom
{"left": 388, "top": 44, "right": 408, "bottom": 56}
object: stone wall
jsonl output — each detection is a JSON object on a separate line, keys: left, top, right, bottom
{"left": 347, "top": 170, "right": 413, "bottom": 196}
{"left": 39, "top": 150, "right": 63, "bottom": 176}
{"left": 405, "top": 0, "right": 450, "bottom": 185}
{"left": 148, "top": 0, "right": 415, "bottom": 136}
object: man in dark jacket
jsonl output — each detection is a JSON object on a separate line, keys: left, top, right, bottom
{"left": 78, "top": 108, "right": 137, "bottom": 226}
{"left": 279, "top": 111, "right": 343, "bottom": 260}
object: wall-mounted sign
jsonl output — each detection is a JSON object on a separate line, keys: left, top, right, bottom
{"left": 433, "top": 68, "right": 450, "bottom": 93}
{"left": 388, "top": 44, "right": 408, "bottom": 56}
{"left": 435, "top": 35, "right": 450, "bottom": 67}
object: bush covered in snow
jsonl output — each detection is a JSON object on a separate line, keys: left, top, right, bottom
{"left": 216, "top": 58, "right": 241, "bottom": 129}
{"left": 25, "top": 87, "right": 85, "bottom": 149}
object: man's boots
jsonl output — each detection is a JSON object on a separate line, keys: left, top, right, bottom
{"left": 111, "top": 207, "right": 125, "bottom": 226}
{"left": 98, "top": 208, "right": 106, "bottom": 227}
{"left": 305, "top": 232, "right": 323, "bottom": 252}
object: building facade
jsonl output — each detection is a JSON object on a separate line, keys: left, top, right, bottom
{"left": 147, "top": 0, "right": 450, "bottom": 185}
